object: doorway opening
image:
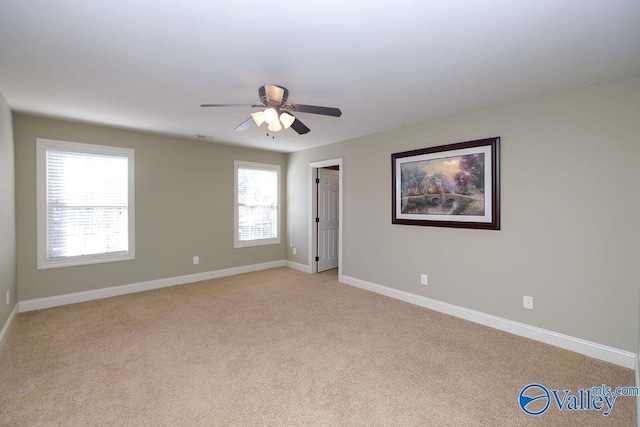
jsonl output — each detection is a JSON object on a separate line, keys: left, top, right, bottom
{"left": 309, "top": 159, "right": 343, "bottom": 277}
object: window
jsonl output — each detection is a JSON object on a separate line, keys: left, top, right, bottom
{"left": 234, "top": 160, "right": 280, "bottom": 248}
{"left": 37, "top": 139, "right": 135, "bottom": 269}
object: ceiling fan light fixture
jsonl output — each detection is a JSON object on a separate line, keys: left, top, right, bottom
{"left": 251, "top": 111, "right": 265, "bottom": 127}
{"left": 279, "top": 112, "right": 295, "bottom": 129}
{"left": 268, "top": 120, "right": 283, "bottom": 132}
{"left": 263, "top": 108, "right": 279, "bottom": 124}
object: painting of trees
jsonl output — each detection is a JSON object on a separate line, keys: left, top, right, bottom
{"left": 453, "top": 153, "right": 484, "bottom": 194}
{"left": 400, "top": 164, "right": 426, "bottom": 196}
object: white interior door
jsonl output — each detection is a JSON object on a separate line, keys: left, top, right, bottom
{"left": 317, "top": 168, "right": 339, "bottom": 272}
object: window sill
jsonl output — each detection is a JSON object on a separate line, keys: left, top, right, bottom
{"left": 234, "top": 237, "right": 281, "bottom": 249}
{"left": 37, "top": 252, "right": 135, "bottom": 270}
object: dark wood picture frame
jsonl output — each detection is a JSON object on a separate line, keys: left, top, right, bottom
{"left": 392, "top": 137, "right": 500, "bottom": 230}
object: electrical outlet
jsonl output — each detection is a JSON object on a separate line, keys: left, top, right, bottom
{"left": 420, "top": 274, "right": 428, "bottom": 285}
{"left": 5, "top": 290, "right": 9, "bottom": 305}
{"left": 193, "top": 256, "right": 199, "bottom": 265}
{"left": 523, "top": 295, "right": 533, "bottom": 309}
{"left": 293, "top": 248, "right": 297, "bottom": 255}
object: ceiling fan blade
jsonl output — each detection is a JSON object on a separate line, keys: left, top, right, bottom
{"left": 200, "top": 104, "right": 263, "bottom": 108}
{"left": 286, "top": 104, "right": 342, "bottom": 117}
{"left": 290, "top": 118, "right": 310, "bottom": 135}
{"left": 259, "top": 84, "right": 289, "bottom": 107}
{"left": 234, "top": 117, "right": 254, "bottom": 131}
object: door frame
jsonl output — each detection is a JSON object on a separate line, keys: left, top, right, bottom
{"left": 308, "top": 158, "right": 343, "bottom": 279}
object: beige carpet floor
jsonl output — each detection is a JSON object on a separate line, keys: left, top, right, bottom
{"left": 0, "top": 267, "right": 636, "bottom": 426}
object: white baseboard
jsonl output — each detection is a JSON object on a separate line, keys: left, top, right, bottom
{"left": 18, "top": 260, "right": 286, "bottom": 313}
{"left": 341, "top": 275, "right": 636, "bottom": 369}
{"left": 0, "top": 305, "right": 18, "bottom": 345}
{"left": 285, "top": 260, "right": 312, "bottom": 273}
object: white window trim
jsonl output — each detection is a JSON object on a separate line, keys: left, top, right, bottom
{"left": 36, "top": 138, "right": 135, "bottom": 269}
{"left": 234, "top": 160, "right": 281, "bottom": 248}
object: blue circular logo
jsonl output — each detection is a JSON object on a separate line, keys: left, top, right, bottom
{"left": 519, "top": 383, "right": 551, "bottom": 416}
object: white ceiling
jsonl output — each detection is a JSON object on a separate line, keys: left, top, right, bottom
{"left": 1, "top": 1, "right": 639, "bottom": 153}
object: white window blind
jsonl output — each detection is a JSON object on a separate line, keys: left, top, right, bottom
{"left": 234, "top": 161, "right": 280, "bottom": 248}
{"left": 37, "top": 139, "right": 135, "bottom": 269}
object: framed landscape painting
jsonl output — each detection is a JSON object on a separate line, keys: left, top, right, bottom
{"left": 392, "top": 137, "right": 500, "bottom": 230}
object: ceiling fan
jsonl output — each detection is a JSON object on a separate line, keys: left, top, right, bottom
{"left": 200, "top": 84, "right": 342, "bottom": 135}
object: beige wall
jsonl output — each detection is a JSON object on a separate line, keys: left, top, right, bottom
{"left": 287, "top": 76, "right": 640, "bottom": 352}
{"left": 0, "top": 92, "right": 16, "bottom": 327}
{"left": 14, "top": 114, "right": 287, "bottom": 301}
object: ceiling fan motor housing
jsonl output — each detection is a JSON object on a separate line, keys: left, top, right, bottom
{"left": 259, "top": 84, "right": 289, "bottom": 107}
